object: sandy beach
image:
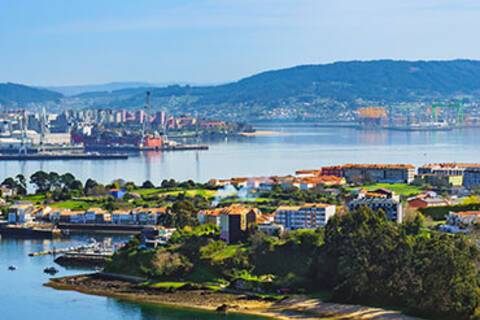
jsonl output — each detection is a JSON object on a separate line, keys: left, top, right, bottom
{"left": 45, "top": 273, "right": 422, "bottom": 320}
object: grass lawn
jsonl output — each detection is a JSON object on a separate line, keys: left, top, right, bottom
{"left": 161, "top": 189, "right": 217, "bottom": 199}
{"left": 209, "top": 244, "right": 242, "bottom": 262}
{"left": 50, "top": 200, "right": 99, "bottom": 210}
{"left": 132, "top": 188, "right": 161, "bottom": 196}
{"left": 221, "top": 197, "right": 274, "bottom": 204}
{"left": 354, "top": 183, "right": 423, "bottom": 196}
{"left": 21, "top": 194, "right": 46, "bottom": 202}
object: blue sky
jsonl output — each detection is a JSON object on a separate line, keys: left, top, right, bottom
{"left": 0, "top": 0, "right": 479, "bottom": 86}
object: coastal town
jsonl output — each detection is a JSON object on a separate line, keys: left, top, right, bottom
{"left": 0, "top": 162, "right": 474, "bottom": 319}
{"left": 3, "top": 162, "right": 480, "bottom": 247}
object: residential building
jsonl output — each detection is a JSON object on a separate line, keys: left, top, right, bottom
{"left": 197, "top": 208, "right": 222, "bottom": 226}
{"left": 112, "top": 210, "right": 136, "bottom": 225}
{"left": 447, "top": 211, "right": 480, "bottom": 226}
{"left": 274, "top": 203, "right": 336, "bottom": 230}
{"left": 84, "top": 208, "right": 109, "bottom": 224}
{"left": 418, "top": 163, "right": 480, "bottom": 176}
{"left": 342, "top": 164, "right": 415, "bottom": 184}
{"left": 463, "top": 168, "right": 480, "bottom": 189}
{"left": 408, "top": 197, "right": 449, "bottom": 209}
{"left": 7, "top": 203, "right": 34, "bottom": 224}
{"left": 348, "top": 196, "right": 403, "bottom": 223}
{"left": 0, "top": 185, "right": 16, "bottom": 198}
{"left": 418, "top": 174, "right": 463, "bottom": 187}
{"left": 109, "top": 188, "right": 126, "bottom": 199}
{"left": 219, "top": 204, "right": 259, "bottom": 243}
{"left": 135, "top": 207, "right": 161, "bottom": 225}
{"left": 50, "top": 209, "right": 85, "bottom": 224}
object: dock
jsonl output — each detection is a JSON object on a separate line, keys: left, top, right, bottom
{"left": 85, "top": 143, "right": 209, "bottom": 153}
{"left": 29, "top": 242, "right": 98, "bottom": 257}
{"left": 0, "top": 152, "right": 129, "bottom": 161}
{"left": 0, "top": 225, "right": 61, "bottom": 238}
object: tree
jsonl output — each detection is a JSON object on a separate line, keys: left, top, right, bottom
{"left": 171, "top": 200, "right": 198, "bottom": 228}
{"left": 60, "top": 173, "right": 75, "bottom": 189}
{"left": 30, "top": 171, "right": 50, "bottom": 193}
{"left": 142, "top": 180, "right": 155, "bottom": 189}
{"left": 84, "top": 178, "right": 98, "bottom": 195}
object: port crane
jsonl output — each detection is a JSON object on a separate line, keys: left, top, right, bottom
{"left": 18, "top": 110, "right": 30, "bottom": 155}
{"left": 430, "top": 103, "right": 464, "bottom": 124}
{"left": 140, "top": 91, "right": 151, "bottom": 148}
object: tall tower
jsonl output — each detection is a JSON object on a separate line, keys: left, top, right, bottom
{"left": 140, "top": 91, "right": 151, "bottom": 147}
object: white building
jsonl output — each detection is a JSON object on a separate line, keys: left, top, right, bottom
{"left": 112, "top": 210, "right": 136, "bottom": 225}
{"left": 274, "top": 203, "right": 336, "bottom": 230}
{"left": 8, "top": 204, "right": 34, "bottom": 224}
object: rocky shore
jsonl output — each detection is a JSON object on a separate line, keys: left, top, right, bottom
{"left": 45, "top": 273, "right": 422, "bottom": 320}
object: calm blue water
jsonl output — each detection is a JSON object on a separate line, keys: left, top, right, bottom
{"left": 0, "top": 236, "right": 264, "bottom": 320}
{"left": 0, "top": 124, "right": 480, "bottom": 185}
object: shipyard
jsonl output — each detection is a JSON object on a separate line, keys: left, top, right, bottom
{"left": 0, "top": 91, "right": 261, "bottom": 161}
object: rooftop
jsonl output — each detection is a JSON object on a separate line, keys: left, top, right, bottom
{"left": 343, "top": 163, "right": 415, "bottom": 169}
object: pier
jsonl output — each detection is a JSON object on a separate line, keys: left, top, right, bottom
{"left": 0, "top": 152, "right": 129, "bottom": 161}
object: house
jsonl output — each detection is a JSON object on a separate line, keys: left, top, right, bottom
{"left": 197, "top": 208, "right": 222, "bottom": 226}
{"left": 109, "top": 188, "right": 126, "bottom": 199}
{"left": 50, "top": 209, "right": 85, "bottom": 224}
{"left": 112, "top": 209, "right": 135, "bottom": 225}
{"left": 84, "top": 208, "right": 109, "bottom": 224}
{"left": 218, "top": 204, "right": 259, "bottom": 243}
{"left": 274, "top": 203, "right": 336, "bottom": 230}
{"left": 7, "top": 203, "right": 34, "bottom": 224}
{"left": 149, "top": 207, "right": 169, "bottom": 225}
{"left": 134, "top": 208, "right": 159, "bottom": 225}
{"left": 408, "top": 197, "right": 449, "bottom": 209}
{"left": 359, "top": 188, "right": 401, "bottom": 202}
{"left": 0, "top": 185, "right": 17, "bottom": 198}
{"left": 35, "top": 206, "right": 52, "bottom": 221}
{"left": 447, "top": 211, "right": 480, "bottom": 226}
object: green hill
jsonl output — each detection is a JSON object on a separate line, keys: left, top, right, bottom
{"left": 0, "top": 83, "right": 63, "bottom": 105}
{"left": 77, "top": 60, "right": 480, "bottom": 109}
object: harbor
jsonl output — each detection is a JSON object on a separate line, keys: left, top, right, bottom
{"left": 0, "top": 152, "right": 129, "bottom": 161}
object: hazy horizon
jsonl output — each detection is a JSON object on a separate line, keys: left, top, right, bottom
{"left": 2, "top": 0, "right": 480, "bottom": 86}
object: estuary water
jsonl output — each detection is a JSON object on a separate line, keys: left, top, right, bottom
{"left": 0, "top": 236, "right": 264, "bottom": 320}
{"left": 1, "top": 123, "right": 480, "bottom": 185}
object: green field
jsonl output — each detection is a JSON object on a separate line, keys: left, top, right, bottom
{"left": 354, "top": 183, "right": 423, "bottom": 196}
{"left": 21, "top": 194, "right": 46, "bottom": 202}
{"left": 50, "top": 200, "right": 97, "bottom": 210}
{"left": 161, "top": 189, "right": 217, "bottom": 199}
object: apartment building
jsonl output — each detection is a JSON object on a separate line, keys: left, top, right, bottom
{"left": 274, "top": 203, "right": 336, "bottom": 230}
{"left": 342, "top": 164, "right": 415, "bottom": 184}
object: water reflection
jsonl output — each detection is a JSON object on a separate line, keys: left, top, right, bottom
{"left": 1, "top": 124, "right": 480, "bottom": 186}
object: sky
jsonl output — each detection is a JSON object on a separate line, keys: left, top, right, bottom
{"left": 0, "top": 0, "right": 479, "bottom": 86}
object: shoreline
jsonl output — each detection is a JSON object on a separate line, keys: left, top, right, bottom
{"left": 45, "top": 273, "right": 422, "bottom": 320}
{"left": 239, "top": 130, "right": 284, "bottom": 137}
